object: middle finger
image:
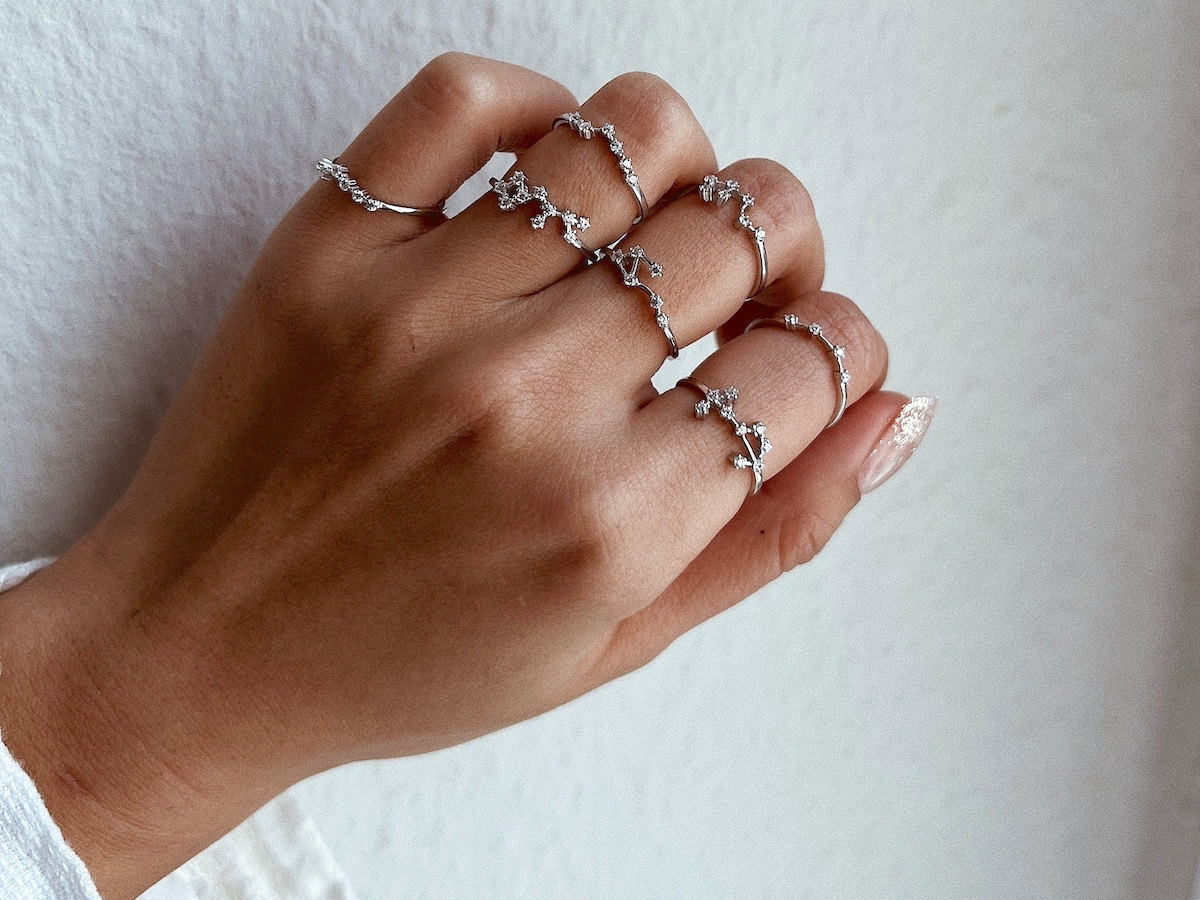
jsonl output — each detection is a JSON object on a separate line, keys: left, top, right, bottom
{"left": 546, "top": 157, "right": 826, "bottom": 386}
{"left": 398, "top": 72, "right": 717, "bottom": 301}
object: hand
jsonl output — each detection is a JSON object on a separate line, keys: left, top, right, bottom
{"left": 0, "top": 54, "right": 920, "bottom": 898}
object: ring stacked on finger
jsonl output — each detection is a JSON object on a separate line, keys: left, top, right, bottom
{"left": 744, "top": 314, "right": 850, "bottom": 427}
{"left": 489, "top": 170, "right": 600, "bottom": 263}
{"left": 678, "top": 379, "right": 772, "bottom": 496}
{"left": 607, "top": 244, "right": 679, "bottom": 358}
{"left": 552, "top": 112, "right": 648, "bottom": 226}
{"left": 317, "top": 157, "right": 445, "bottom": 218}
{"left": 545, "top": 112, "right": 683, "bottom": 358}
{"left": 698, "top": 174, "right": 768, "bottom": 298}
{"left": 319, "top": 106, "right": 858, "bottom": 501}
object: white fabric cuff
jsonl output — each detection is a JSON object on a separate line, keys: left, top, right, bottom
{"left": 0, "top": 734, "right": 102, "bottom": 900}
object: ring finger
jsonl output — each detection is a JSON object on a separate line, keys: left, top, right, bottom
{"left": 546, "top": 157, "right": 825, "bottom": 380}
{"left": 628, "top": 289, "right": 888, "bottom": 565}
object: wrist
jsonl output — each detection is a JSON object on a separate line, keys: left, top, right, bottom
{"left": 0, "top": 535, "right": 287, "bottom": 899}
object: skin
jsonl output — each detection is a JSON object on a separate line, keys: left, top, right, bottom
{"left": 0, "top": 54, "right": 904, "bottom": 898}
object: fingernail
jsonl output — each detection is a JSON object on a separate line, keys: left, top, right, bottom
{"left": 858, "top": 396, "right": 937, "bottom": 495}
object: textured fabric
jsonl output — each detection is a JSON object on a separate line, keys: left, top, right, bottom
{"left": 0, "top": 735, "right": 102, "bottom": 899}
{"left": 141, "top": 793, "right": 358, "bottom": 900}
{"left": 0, "top": 557, "right": 56, "bottom": 593}
{"left": 0, "top": 555, "right": 102, "bottom": 898}
{"left": 0, "top": 558, "right": 359, "bottom": 899}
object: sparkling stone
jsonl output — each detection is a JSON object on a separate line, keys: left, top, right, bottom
{"left": 755, "top": 228, "right": 766, "bottom": 240}
{"left": 733, "top": 456, "right": 751, "bottom": 469}
{"left": 736, "top": 424, "right": 749, "bottom": 436}
{"left": 649, "top": 262, "right": 663, "bottom": 277}
{"left": 753, "top": 422, "right": 764, "bottom": 435}
{"left": 649, "top": 296, "right": 663, "bottom": 309}
{"left": 696, "top": 401, "right": 710, "bottom": 417}
{"left": 760, "top": 439, "right": 772, "bottom": 454}
{"left": 833, "top": 345, "right": 845, "bottom": 358}
{"left": 809, "top": 323, "right": 822, "bottom": 335}
{"left": 657, "top": 314, "right": 669, "bottom": 327}
{"left": 840, "top": 371, "right": 852, "bottom": 384}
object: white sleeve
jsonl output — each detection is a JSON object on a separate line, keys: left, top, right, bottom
{"left": 0, "top": 731, "right": 102, "bottom": 899}
{"left": 0, "top": 558, "right": 102, "bottom": 899}
{"left": 0, "top": 558, "right": 360, "bottom": 900}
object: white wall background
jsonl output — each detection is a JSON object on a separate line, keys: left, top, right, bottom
{"left": 2, "top": 1, "right": 1198, "bottom": 897}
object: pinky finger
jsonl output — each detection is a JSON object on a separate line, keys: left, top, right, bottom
{"left": 594, "top": 391, "right": 936, "bottom": 679}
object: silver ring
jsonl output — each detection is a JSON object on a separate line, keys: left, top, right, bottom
{"left": 744, "top": 314, "right": 850, "bottom": 427}
{"left": 607, "top": 245, "right": 679, "bottom": 359}
{"left": 553, "top": 112, "right": 649, "bottom": 227}
{"left": 698, "top": 175, "right": 768, "bottom": 297}
{"left": 317, "top": 158, "right": 445, "bottom": 218}
{"left": 490, "top": 170, "right": 601, "bottom": 264}
{"left": 677, "top": 378, "right": 771, "bottom": 496}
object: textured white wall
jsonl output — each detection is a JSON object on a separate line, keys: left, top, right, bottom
{"left": 2, "top": 1, "right": 1198, "bottom": 897}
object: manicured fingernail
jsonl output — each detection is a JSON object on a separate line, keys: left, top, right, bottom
{"left": 858, "top": 396, "right": 937, "bottom": 495}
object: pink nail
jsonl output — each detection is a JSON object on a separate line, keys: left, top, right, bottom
{"left": 858, "top": 396, "right": 937, "bottom": 495}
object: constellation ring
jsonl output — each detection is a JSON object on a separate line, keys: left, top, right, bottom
{"left": 744, "top": 314, "right": 850, "bottom": 427}
{"left": 317, "top": 158, "right": 446, "bottom": 218}
{"left": 490, "top": 170, "right": 601, "bottom": 264}
{"left": 552, "top": 112, "right": 649, "bottom": 227}
{"left": 698, "top": 174, "right": 768, "bottom": 297}
{"left": 607, "top": 245, "right": 679, "bottom": 359}
{"left": 677, "top": 379, "right": 772, "bottom": 496}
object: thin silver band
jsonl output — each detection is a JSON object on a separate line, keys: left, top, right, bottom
{"left": 677, "top": 378, "right": 771, "bottom": 496}
{"left": 607, "top": 245, "right": 679, "bottom": 359}
{"left": 490, "top": 170, "right": 601, "bottom": 264}
{"left": 698, "top": 175, "right": 768, "bottom": 297}
{"left": 744, "top": 314, "right": 850, "bottom": 427}
{"left": 553, "top": 112, "right": 649, "bottom": 227}
{"left": 317, "top": 158, "right": 445, "bottom": 217}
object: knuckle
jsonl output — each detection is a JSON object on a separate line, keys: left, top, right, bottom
{"left": 596, "top": 71, "right": 699, "bottom": 150}
{"left": 240, "top": 254, "right": 350, "bottom": 350}
{"left": 412, "top": 52, "right": 500, "bottom": 119}
{"left": 555, "top": 484, "right": 631, "bottom": 589}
